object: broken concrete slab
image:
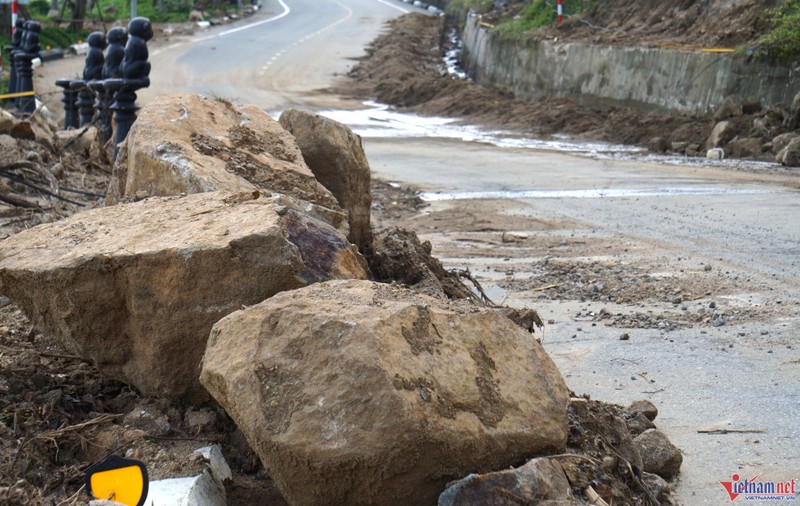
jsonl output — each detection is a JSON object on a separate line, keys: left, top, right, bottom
{"left": 279, "top": 109, "right": 373, "bottom": 255}
{"left": 0, "top": 191, "right": 368, "bottom": 400}
{"left": 106, "top": 94, "right": 343, "bottom": 228}
{"left": 201, "top": 279, "right": 569, "bottom": 506}
{"left": 143, "top": 445, "right": 231, "bottom": 506}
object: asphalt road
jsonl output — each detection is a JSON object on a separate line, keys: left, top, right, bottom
{"left": 35, "top": 1, "right": 800, "bottom": 503}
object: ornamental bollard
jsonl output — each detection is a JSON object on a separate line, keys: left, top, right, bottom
{"left": 107, "top": 17, "right": 152, "bottom": 161}
{"left": 90, "top": 27, "right": 127, "bottom": 143}
{"left": 71, "top": 31, "right": 106, "bottom": 128}
{"left": 54, "top": 79, "right": 79, "bottom": 129}
{"left": 7, "top": 19, "right": 26, "bottom": 99}
{"left": 14, "top": 20, "right": 41, "bottom": 114}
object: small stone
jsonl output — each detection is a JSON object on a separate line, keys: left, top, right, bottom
{"left": 628, "top": 399, "right": 659, "bottom": 421}
{"left": 626, "top": 411, "right": 656, "bottom": 436}
{"left": 709, "top": 301, "right": 717, "bottom": 309}
{"left": 634, "top": 429, "right": 683, "bottom": 480}
{"left": 620, "top": 333, "right": 630, "bottom": 341}
{"left": 704, "top": 264, "right": 712, "bottom": 272}
{"left": 672, "top": 296, "right": 682, "bottom": 304}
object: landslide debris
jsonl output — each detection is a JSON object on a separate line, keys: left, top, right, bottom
{"left": 344, "top": 12, "right": 800, "bottom": 164}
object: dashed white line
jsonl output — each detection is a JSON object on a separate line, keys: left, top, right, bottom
{"left": 258, "top": 1, "right": 354, "bottom": 75}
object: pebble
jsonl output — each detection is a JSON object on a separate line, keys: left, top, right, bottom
{"left": 704, "top": 264, "right": 712, "bottom": 272}
{"left": 620, "top": 333, "right": 630, "bottom": 341}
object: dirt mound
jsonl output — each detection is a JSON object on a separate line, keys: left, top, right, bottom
{"left": 343, "top": 13, "right": 714, "bottom": 149}
{"left": 488, "top": 0, "right": 772, "bottom": 49}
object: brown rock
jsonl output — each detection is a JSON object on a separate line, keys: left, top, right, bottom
{"left": 647, "top": 137, "right": 668, "bottom": 153}
{"left": 634, "top": 429, "right": 683, "bottom": 480}
{"left": 772, "top": 133, "right": 799, "bottom": 155}
{"left": 706, "top": 121, "right": 737, "bottom": 149}
{"left": 0, "top": 191, "right": 367, "bottom": 400}
{"left": 777, "top": 137, "right": 800, "bottom": 167}
{"left": 279, "top": 109, "right": 373, "bottom": 255}
{"left": 628, "top": 399, "right": 659, "bottom": 421}
{"left": 106, "top": 94, "right": 342, "bottom": 226}
{"left": 727, "top": 137, "right": 763, "bottom": 158}
{"left": 713, "top": 96, "right": 742, "bottom": 121}
{"left": 438, "top": 457, "right": 576, "bottom": 505}
{"left": 200, "top": 279, "right": 569, "bottom": 506}
{"left": 625, "top": 411, "right": 656, "bottom": 436}
{"left": 56, "top": 127, "right": 97, "bottom": 154}
{"left": 9, "top": 121, "right": 35, "bottom": 140}
{"left": 741, "top": 100, "right": 762, "bottom": 115}
{"left": 0, "top": 110, "right": 16, "bottom": 135}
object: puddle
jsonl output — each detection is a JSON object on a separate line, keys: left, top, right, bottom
{"left": 420, "top": 187, "right": 776, "bottom": 201}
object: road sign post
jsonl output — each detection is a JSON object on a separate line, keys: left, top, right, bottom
{"left": 557, "top": 0, "right": 563, "bottom": 27}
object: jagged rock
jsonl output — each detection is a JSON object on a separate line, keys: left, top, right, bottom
{"left": 772, "top": 132, "right": 800, "bottom": 155}
{"left": 625, "top": 412, "right": 656, "bottom": 436}
{"left": 713, "top": 96, "right": 742, "bottom": 121}
{"left": 727, "top": 137, "right": 763, "bottom": 158}
{"left": 647, "top": 137, "right": 668, "bottom": 153}
{"left": 201, "top": 279, "right": 569, "bottom": 506}
{"left": 788, "top": 90, "right": 800, "bottom": 130}
{"left": 0, "top": 191, "right": 368, "bottom": 400}
{"left": 56, "top": 127, "right": 97, "bottom": 154}
{"left": 279, "top": 109, "right": 373, "bottom": 255}
{"left": 627, "top": 399, "right": 658, "bottom": 421}
{"left": 706, "top": 121, "right": 736, "bottom": 149}
{"left": 641, "top": 472, "right": 677, "bottom": 505}
{"left": 106, "top": 94, "right": 343, "bottom": 229}
{"left": 670, "top": 141, "right": 689, "bottom": 154}
{"left": 0, "top": 110, "right": 16, "bottom": 135}
{"left": 776, "top": 137, "right": 800, "bottom": 167}
{"left": 438, "top": 457, "right": 576, "bottom": 505}
{"left": 633, "top": 429, "right": 683, "bottom": 480}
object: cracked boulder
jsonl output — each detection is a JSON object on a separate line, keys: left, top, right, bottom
{"left": 279, "top": 109, "right": 373, "bottom": 256}
{"left": 106, "top": 94, "right": 344, "bottom": 229}
{"left": 200, "top": 279, "right": 569, "bottom": 506}
{"left": 0, "top": 191, "right": 368, "bottom": 400}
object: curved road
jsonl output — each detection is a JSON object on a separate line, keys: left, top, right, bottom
{"left": 140, "top": 0, "right": 421, "bottom": 110}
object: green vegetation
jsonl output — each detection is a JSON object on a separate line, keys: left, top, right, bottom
{"left": 492, "top": 0, "right": 592, "bottom": 39}
{"left": 759, "top": 0, "right": 800, "bottom": 61}
{"left": 446, "top": 0, "right": 494, "bottom": 15}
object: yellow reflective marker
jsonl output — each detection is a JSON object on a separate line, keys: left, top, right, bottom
{"left": 86, "top": 455, "right": 149, "bottom": 506}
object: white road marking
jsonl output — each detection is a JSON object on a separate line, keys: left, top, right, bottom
{"left": 259, "top": 1, "right": 354, "bottom": 74}
{"left": 374, "top": 0, "right": 409, "bottom": 13}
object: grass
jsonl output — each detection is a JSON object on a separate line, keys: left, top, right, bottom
{"left": 493, "top": 0, "right": 592, "bottom": 40}
{"left": 446, "top": 0, "right": 494, "bottom": 15}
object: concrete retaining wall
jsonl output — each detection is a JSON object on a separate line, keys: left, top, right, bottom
{"left": 460, "top": 16, "right": 800, "bottom": 116}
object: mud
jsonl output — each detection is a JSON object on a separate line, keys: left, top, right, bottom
{"left": 341, "top": 12, "right": 787, "bottom": 159}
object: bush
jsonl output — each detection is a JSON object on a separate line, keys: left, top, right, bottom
{"left": 759, "top": 0, "right": 800, "bottom": 61}
{"left": 493, "top": 0, "right": 592, "bottom": 39}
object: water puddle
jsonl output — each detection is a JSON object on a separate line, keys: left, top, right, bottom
{"left": 315, "top": 102, "right": 639, "bottom": 155}
{"left": 420, "top": 187, "right": 775, "bottom": 201}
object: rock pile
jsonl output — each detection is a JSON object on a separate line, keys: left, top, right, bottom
{"left": 0, "top": 94, "right": 683, "bottom": 504}
{"left": 649, "top": 91, "right": 800, "bottom": 165}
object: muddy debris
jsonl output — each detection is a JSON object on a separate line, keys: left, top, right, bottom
{"left": 344, "top": 13, "right": 800, "bottom": 165}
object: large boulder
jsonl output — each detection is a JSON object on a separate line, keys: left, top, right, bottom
{"left": 106, "top": 94, "right": 343, "bottom": 227}
{"left": 727, "top": 137, "right": 763, "bottom": 158}
{"left": 706, "top": 121, "right": 736, "bottom": 149}
{"left": 772, "top": 132, "right": 800, "bottom": 155}
{"left": 200, "top": 279, "right": 569, "bottom": 506}
{"left": 713, "top": 96, "right": 742, "bottom": 122}
{"left": 279, "top": 109, "right": 373, "bottom": 255}
{"left": 0, "top": 191, "right": 368, "bottom": 400}
{"left": 438, "top": 457, "right": 576, "bottom": 505}
{"left": 777, "top": 137, "right": 800, "bottom": 167}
